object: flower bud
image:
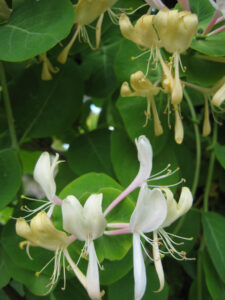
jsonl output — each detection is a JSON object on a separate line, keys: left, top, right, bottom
{"left": 75, "top": 0, "right": 118, "bottom": 25}
{"left": 154, "top": 9, "right": 198, "bottom": 54}
{"left": 174, "top": 106, "right": 184, "bottom": 144}
{"left": 202, "top": 98, "right": 211, "bottom": 137}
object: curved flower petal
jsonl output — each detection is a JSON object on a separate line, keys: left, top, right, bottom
{"left": 130, "top": 183, "right": 167, "bottom": 234}
{"left": 133, "top": 233, "right": 146, "bottom": 300}
{"left": 16, "top": 218, "right": 35, "bottom": 242}
{"left": 135, "top": 135, "right": 153, "bottom": 184}
{"left": 62, "top": 195, "right": 87, "bottom": 241}
{"left": 87, "top": 241, "right": 101, "bottom": 300}
{"left": 161, "top": 187, "right": 193, "bottom": 228}
{"left": 153, "top": 231, "right": 165, "bottom": 292}
{"left": 84, "top": 194, "right": 107, "bottom": 240}
{"left": 30, "top": 211, "right": 69, "bottom": 251}
{"left": 33, "top": 152, "right": 59, "bottom": 202}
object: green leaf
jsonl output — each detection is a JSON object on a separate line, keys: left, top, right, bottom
{"left": 0, "top": 148, "right": 21, "bottom": 209}
{"left": 11, "top": 61, "right": 84, "bottom": 140}
{"left": 82, "top": 40, "right": 119, "bottom": 98}
{"left": 108, "top": 264, "right": 169, "bottom": 300}
{"left": 191, "top": 32, "right": 225, "bottom": 57}
{"left": 203, "top": 250, "right": 225, "bottom": 300}
{"left": 203, "top": 212, "right": 225, "bottom": 283}
{"left": 110, "top": 129, "right": 138, "bottom": 188}
{"left": 0, "top": 248, "right": 10, "bottom": 289}
{"left": 2, "top": 249, "right": 51, "bottom": 296}
{"left": 182, "top": 55, "right": 225, "bottom": 86}
{"left": 215, "top": 142, "right": 225, "bottom": 169}
{"left": 0, "top": 0, "right": 75, "bottom": 62}
{"left": 67, "top": 129, "right": 115, "bottom": 177}
{"left": 190, "top": 0, "right": 214, "bottom": 27}
{"left": 59, "top": 172, "right": 122, "bottom": 199}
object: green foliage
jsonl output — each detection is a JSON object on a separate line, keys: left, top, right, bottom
{"left": 0, "top": 0, "right": 75, "bottom": 61}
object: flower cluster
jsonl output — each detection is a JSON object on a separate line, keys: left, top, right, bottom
{"left": 16, "top": 135, "right": 193, "bottom": 300}
{"left": 119, "top": 1, "right": 225, "bottom": 143}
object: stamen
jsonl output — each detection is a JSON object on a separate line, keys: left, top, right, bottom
{"left": 149, "top": 164, "right": 171, "bottom": 178}
{"left": 131, "top": 50, "right": 151, "bottom": 61}
{"left": 20, "top": 194, "right": 48, "bottom": 203}
{"left": 35, "top": 255, "right": 55, "bottom": 277}
{"left": 150, "top": 167, "right": 180, "bottom": 181}
{"left": 149, "top": 178, "right": 185, "bottom": 188}
{"left": 126, "top": 3, "right": 149, "bottom": 15}
{"left": 140, "top": 239, "right": 154, "bottom": 261}
{"left": 61, "top": 254, "right": 66, "bottom": 291}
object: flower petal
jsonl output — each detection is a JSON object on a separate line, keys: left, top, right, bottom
{"left": 84, "top": 194, "right": 106, "bottom": 240}
{"left": 62, "top": 195, "right": 87, "bottom": 241}
{"left": 153, "top": 231, "right": 165, "bottom": 292}
{"left": 135, "top": 135, "right": 153, "bottom": 184}
{"left": 33, "top": 152, "right": 58, "bottom": 201}
{"left": 30, "top": 211, "right": 69, "bottom": 251}
{"left": 133, "top": 233, "right": 146, "bottom": 300}
{"left": 162, "top": 187, "right": 193, "bottom": 228}
{"left": 130, "top": 183, "right": 167, "bottom": 234}
{"left": 86, "top": 241, "right": 101, "bottom": 300}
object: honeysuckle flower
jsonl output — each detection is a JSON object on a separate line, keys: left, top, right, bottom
{"left": 57, "top": 0, "right": 118, "bottom": 64}
{"left": 129, "top": 182, "right": 167, "bottom": 300}
{"left": 16, "top": 211, "right": 86, "bottom": 293}
{"left": 30, "top": 152, "right": 62, "bottom": 217}
{"left": 121, "top": 71, "right": 163, "bottom": 135}
{"left": 104, "top": 135, "right": 152, "bottom": 216}
{"left": 151, "top": 187, "right": 193, "bottom": 292}
{"left": 154, "top": 8, "right": 198, "bottom": 104}
{"left": 62, "top": 193, "right": 106, "bottom": 300}
{"left": 174, "top": 104, "right": 184, "bottom": 144}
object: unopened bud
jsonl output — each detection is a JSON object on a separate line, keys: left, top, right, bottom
{"left": 211, "top": 81, "right": 225, "bottom": 108}
{"left": 174, "top": 106, "right": 184, "bottom": 144}
{"left": 202, "top": 98, "right": 211, "bottom": 137}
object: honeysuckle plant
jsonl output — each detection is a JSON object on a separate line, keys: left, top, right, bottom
{"left": 1, "top": 0, "right": 225, "bottom": 299}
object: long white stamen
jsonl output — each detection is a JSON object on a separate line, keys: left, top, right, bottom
{"left": 149, "top": 178, "right": 185, "bottom": 188}
{"left": 149, "top": 164, "right": 171, "bottom": 178}
{"left": 140, "top": 239, "right": 154, "bottom": 261}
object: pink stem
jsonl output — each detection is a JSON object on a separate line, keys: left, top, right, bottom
{"left": 107, "top": 223, "right": 129, "bottom": 229}
{"left": 104, "top": 228, "right": 131, "bottom": 236}
{"left": 215, "top": 16, "right": 225, "bottom": 24}
{"left": 68, "top": 235, "right": 77, "bottom": 244}
{"left": 177, "top": 0, "right": 190, "bottom": 11}
{"left": 104, "top": 180, "right": 139, "bottom": 217}
{"left": 53, "top": 195, "right": 63, "bottom": 206}
{"left": 204, "top": 10, "right": 221, "bottom": 35}
{"left": 208, "top": 24, "right": 225, "bottom": 36}
{"left": 153, "top": 0, "right": 166, "bottom": 9}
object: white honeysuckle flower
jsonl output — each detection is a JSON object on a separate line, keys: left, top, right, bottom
{"left": 104, "top": 135, "right": 152, "bottom": 216}
{"left": 19, "top": 151, "right": 63, "bottom": 219}
{"left": 151, "top": 187, "right": 194, "bottom": 293}
{"left": 34, "top": 152, "right": 59, "bottom": 202}
{"left": 16, "top": 211, "right": 86, "bottom": 293}
{"left": 209, "top": 0, "right": 225, "bottom": 17}
{"left": 62, "top": 193, "right": 106, "bottom": 300}
{"left": 161, "top": 187, "right": 193, "bottom": 228}
{"left": 129, "top": 182, "right": 167, "bottom": 300}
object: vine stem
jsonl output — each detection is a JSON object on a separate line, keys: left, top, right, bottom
{"left": 183, "top": 88, "right": 201, "bottom": 198}
{"left": 203, "top": 122, "right": 218, "bottom": 212}
{"left": 0, "top": 62, "right": 18, "bottom": 150}
{"left": 197, "top": 121, "right": 217, "bottom": 300}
